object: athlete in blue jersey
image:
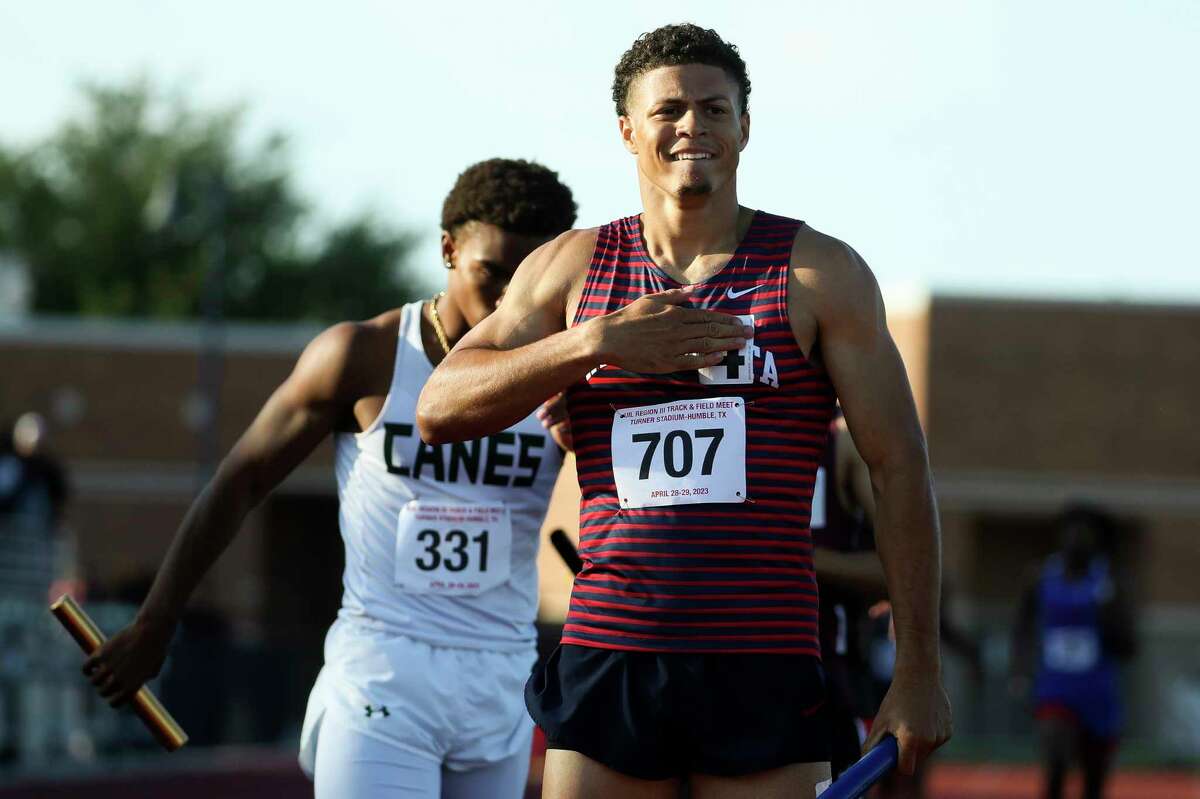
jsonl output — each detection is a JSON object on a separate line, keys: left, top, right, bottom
{"left": 1012, "top": 505, "right": 1136, "bottom": 799}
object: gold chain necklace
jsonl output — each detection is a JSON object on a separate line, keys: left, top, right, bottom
{"left": 428, "top": 291, "right": 450, "bottom": 355}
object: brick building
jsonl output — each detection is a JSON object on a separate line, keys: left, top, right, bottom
{"left": 2, "top": 296, "right": 1197, "bottom": 753}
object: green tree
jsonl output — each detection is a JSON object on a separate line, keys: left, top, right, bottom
{"left": 0, "top": 80, "right": 425, "bottom": 321}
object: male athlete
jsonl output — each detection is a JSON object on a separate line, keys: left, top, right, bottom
{"left": 1011, "top": 505, "right": 1135, "bottom": 799}
{"left": 82, "top": 159, "right": 577, "bottom": 798}
{"left": 418, "top": 25, "right": 951, "bottom": 798}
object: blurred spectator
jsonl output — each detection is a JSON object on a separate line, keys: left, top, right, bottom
{"left": 0, "top": 413, "right": 67, "bottom": 529}
{"left": 0, "top": 411, "right": 78, "bottom": 602}
{"left": 1011, "top": 504, "right": 1136, "bottom": 799}
{"left": 0, "top": 412, "right": 73, "bottom": 764}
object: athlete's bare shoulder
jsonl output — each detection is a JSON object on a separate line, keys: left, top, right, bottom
{"left": 791, "top": 224, "right": 874, "bottom": 290}
{"left": 543, "top": 226, "right": 601, "bottom": 262}
{"left": 788, "top": 223, "right": 880, "bottom": 325}
{"left": 499, "top": 226, "right": 600, "bottom": 331}
{"left": 356, "top": 306, "right": 405, "bottom": 353}
{"left": 290, "top": 308, "right": 402, "bottom": 407}
{"left": 523, "top": 227, "right": 600, "bottom": 296}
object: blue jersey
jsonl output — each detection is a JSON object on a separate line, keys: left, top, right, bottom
{"left": 1033, "top": 555, "right": 1121, "bottom": 737}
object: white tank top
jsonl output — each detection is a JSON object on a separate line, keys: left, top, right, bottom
{"left": 332, "top": 301, "right": 562, "bottom": 651}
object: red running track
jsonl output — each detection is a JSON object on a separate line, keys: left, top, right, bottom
{"left": 926, "top": 763, "right": 1200, "bottom": 799}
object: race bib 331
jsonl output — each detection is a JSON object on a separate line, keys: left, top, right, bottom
{"left": 394, "top": 501, "right": 512, "bottom": 596}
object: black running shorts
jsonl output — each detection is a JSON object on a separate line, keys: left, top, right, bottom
{"left": 525, "top": 644, "right": 831, "bottom": 780}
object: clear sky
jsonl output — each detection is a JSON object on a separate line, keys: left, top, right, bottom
{"left": 3, "top": 0, "right": 1197, "bottom": 305}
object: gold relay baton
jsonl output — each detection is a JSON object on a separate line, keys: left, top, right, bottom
{"left": 50, "top": 594, "right": 189, "bottom": 752}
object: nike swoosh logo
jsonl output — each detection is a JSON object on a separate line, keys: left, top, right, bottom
{"left": 725, "top": 284, "right": 763, "bottom": 300}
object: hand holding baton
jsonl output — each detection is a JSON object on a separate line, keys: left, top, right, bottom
{"left": 819, "top": 735, "right": 898, "bottom": 799}
{"left": 50, "top": 594, "right": 189, "bottom": 752}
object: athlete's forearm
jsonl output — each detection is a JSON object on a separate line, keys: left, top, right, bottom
{"left": 135, "top": 462, "right": 262, "bottom": 629}
{"left": 871, "top": 448, "right": 943, "bottom": 673}
{"left": 418, "top": 323, "right": 600, "bottom": 444}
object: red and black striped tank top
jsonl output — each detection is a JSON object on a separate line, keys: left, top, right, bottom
{"left": 564, "top": 210, "right": 837, "bottom": 655}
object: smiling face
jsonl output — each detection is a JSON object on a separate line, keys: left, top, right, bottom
{"left": 618, "top": 63, "right": 750, "bottom": 204}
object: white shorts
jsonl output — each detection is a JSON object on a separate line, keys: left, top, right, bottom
{"left": 299, "top": 620, "right": 536, "bottom": 798}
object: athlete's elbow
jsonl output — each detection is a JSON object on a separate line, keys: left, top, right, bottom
{"left": 415, "top": 385, "right": 449, "bottom": 444}
{"left": 416, "top": 388, "right": 474, "bottom": 444}
{"left": 867, "top": 435, "right": 932, "bottom": 498}
{"left": 416, "top": 415, "right": 442, "bottom": 445}
{"left": 415, "top": 399, "right": 452, "bottom": 445}
{"left": 868, "top": 435, "right": 927, "bottom": 476}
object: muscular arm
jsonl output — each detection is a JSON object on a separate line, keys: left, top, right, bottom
{"left": 84, "top": 323, "right": 372, "bottom": 704}
{"left": 418, "top": 232, "right": 598, "bottom": 443}
{"left": 417, "top": 230, "right": 750, "bottom": 444}
{"left": 810, "top": 250, "right": 941, "bottom": 668}
{"left": 796, "top": 232, "right": 950, "bottom": 768}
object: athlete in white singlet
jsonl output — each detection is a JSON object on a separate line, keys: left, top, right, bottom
{"left": 81, "top": 159, "right": 578, "bottom": 798}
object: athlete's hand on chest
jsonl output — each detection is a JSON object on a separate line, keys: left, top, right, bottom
{"left": 587, "top": 287, "right": 751, "bottom": 374}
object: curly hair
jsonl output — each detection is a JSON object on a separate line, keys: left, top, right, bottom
{"left": 612, "top": 23, "right": 751, "bottom": 117}
{"left": 441, "top": 158, "right": 577, "bottom": 237}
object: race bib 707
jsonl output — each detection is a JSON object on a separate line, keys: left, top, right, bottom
{"left": 611, "top": 397, "right": 746, "bottom": 509}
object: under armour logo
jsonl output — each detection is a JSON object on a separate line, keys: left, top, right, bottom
{"left": 364, "top": 705, "right": 390, "bottom": 718}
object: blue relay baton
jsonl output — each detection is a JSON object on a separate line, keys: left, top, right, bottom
{"left": 819, "top": 735, "right": 899, "bottom": 799}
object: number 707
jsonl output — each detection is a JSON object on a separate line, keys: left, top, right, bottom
{"left": 631, "top": 428, "right": 724, "bottom": 480}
